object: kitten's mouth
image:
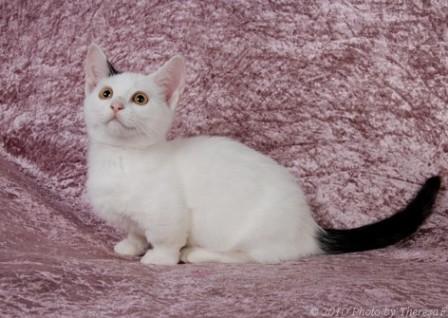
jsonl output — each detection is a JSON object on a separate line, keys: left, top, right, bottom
{"left": 106, "top": 117, "right": 135, "bottom": 130}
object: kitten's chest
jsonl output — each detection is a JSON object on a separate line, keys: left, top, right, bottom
{"left": 86, "top": 145, "right": 178, "bottom": 223}
{"left": 88, "top": 155, "right": 137, "bottom": 202}
{"left": 87, "top": 151, "right": 157, "bottom": 211}
{"left": 89, "top": 153, "right": 140, "bottom": 187}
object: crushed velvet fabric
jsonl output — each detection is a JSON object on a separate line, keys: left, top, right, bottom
{"left": 1, "top": 1, "right": 447, "bottom": 317}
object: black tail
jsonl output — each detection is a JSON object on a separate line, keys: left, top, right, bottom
{"left": 319, "top": 176, "right": 442, "bottom": 254}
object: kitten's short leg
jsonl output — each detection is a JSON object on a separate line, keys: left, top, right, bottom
{"left": 140, "top": 227, "right": 186, "bottom": 265}
{"left": 141, "top": 245, "right": 181, "bottom": 265}
{"left": 114, "top": 233, "right": 149, "bottom": 256}
{"left": 180, "top": 247, "right": 252, "bottom": 264}
{"left": 246, "top": 247, "right": 296, "bottom": 264}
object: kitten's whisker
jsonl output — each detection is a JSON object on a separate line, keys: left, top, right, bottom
{"left": 132, "top": 118, "right": 161, "bottom": 139}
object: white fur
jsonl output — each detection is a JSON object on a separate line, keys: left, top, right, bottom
{"left": 84, "top": 44, "right": 322, "bottom": 265}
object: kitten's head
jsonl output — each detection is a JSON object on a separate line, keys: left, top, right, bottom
{"left": 83, "top": 44, "right": 185, "bottom": 147}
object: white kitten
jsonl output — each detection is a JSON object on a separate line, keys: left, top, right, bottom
{"left": 84, "top": 44, "right": 441, "bottom": 265}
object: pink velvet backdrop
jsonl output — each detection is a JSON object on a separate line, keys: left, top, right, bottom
{"left": 1, "top": 1, "right": 447, "bottom": 317}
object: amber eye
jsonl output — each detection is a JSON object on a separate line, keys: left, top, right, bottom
{"left": 99, "top": 87, "right": 113, "bottom": 99}
{"left": 131, "top": 91, "right": 149, "bottom": 105}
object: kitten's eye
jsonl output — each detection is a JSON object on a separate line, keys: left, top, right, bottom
{"left": 99, "top": 87, "right": 113, "bottom": 99}
{"left": 131, "top": 92, "right": 149, "bottom": 105}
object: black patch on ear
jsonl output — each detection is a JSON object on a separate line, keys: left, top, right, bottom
{"left": 107, "top": 60, "right": 121, "bottom": 76}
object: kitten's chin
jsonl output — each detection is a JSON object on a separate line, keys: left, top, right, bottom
{"left": 87, "top": 127, "right": 165, "bottom": 149}
{"left": 106, "top": 118, "right": 136, "bottom": 131}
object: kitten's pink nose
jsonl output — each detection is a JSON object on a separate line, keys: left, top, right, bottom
{"left": 110, "top": 102, "right": 124, "bottom": 113}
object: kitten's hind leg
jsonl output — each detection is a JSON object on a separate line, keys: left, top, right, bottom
{"left": 180, "top": 247, "right": 252, "bottom": 264}
{"left": 114, "top": 233, "right": 149, "bottom": 256}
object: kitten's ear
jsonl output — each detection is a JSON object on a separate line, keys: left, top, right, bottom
{"left": 84, "top": 44, "right": 110, "bottom": 94}
{"left": 154, "top": 55, "right": 186, "bottom": 109}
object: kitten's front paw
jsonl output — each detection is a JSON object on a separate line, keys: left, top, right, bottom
{"left": 114, "top": 237, "right": 148, "bottom": 256}
{"left": 180, "top": 247, "right": 196, "bottom": 263}
{"left": 140, "top": 248, "right": 179, "bottom": 265}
